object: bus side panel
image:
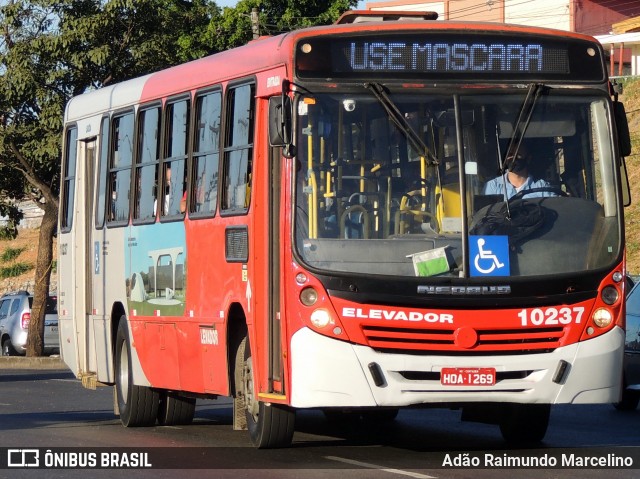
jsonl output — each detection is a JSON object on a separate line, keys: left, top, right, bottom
{"left": 184, "top": 218, "right": 239, "bottom": 396}
{"left": 126, "top": 222, "right": 188, "bottom": 390}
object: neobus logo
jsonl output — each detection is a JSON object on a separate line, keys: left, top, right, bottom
{"left": 417, "top": 285, "right": 511, "bottom": 295}
{"left": 342, "top": 307, "right": 454, "bottom": 323}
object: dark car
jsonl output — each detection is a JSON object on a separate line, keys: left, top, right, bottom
{"left": 616, "top": 277, "right": 640, "bottom": 410}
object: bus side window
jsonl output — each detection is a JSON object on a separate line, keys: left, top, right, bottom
{"left": 95, "top": 117, "right": 110, "bottom": 229}
{"left": 61, "top": 126, "right": 78, "bottom": 232}
{"left": 221, "top": 82, "right": 255, "bottom": 213}
{"left": 192, "top": 90, "right": 221, "bottom": 215}
{"left": 134, "top": 106, "right": 161, "bottom": 222}
{"left": 107, "top": 112, "right": 134, "bottom": 224}
{"left": 162, "top": 98, "right": 190, "bottom": 218}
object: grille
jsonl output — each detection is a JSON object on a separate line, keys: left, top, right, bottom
{"left": 225, "top": 226, "right": 249, "bottom": 262}
{"left": 361, "top": 324, "right": 566, "bottom": 354}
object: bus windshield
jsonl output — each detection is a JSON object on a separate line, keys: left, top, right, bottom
{"left": 293, "top": 88, "right": 621, "bottom": 278}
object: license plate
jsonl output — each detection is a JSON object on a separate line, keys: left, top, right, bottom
{"left": 441, "top": 367, "right": 496, "bottom": 386}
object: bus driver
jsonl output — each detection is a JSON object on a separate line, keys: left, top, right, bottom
{"left": 483, "top": 145, "right": 554, "bottom": 200}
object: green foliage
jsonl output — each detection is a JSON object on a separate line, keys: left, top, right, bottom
{"left": 1, "top": 246, "right": 25, "bottom": 263}
{"left": 0, "top": 262, "right": 33, "bottom": 278}
{"left": 0, "top": 0, "right": 357, "bottom": 212}
{"left": 208, "top": 0, "right": 358, "bottom": 51}
{"left": 0, "top": 0, "right": 358, "bottom": 345}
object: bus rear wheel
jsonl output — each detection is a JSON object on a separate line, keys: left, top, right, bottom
{"left": 158, "top": 391, "right": 196, "bottom": 426}
{"left": 499, "top": 403, "right": 550, "bottom": 444}
{"left": 235, "top": 336, "right": 295, "bottom": 448}
{"left": 115, "top": 318, "right": 159, "bottom": 427}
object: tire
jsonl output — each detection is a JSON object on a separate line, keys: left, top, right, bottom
{"left": 2, "top": 338, "right": 18, "bottom": 356}
{"left": 614, "top": 388, "right": 640, "bottom": 411}
{"left": 236, "top": 336, "right": 295, "bottom": 448}
{"left": 115, "top": 318, "right": 159, "bottom": 427}
{"left": 158, "top": 391, "right": 196, "bottom": 425}
{"left": 499, "top": 403, "right": 550, "bottom": 444}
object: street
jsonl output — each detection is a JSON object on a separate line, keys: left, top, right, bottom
{"left": 0, "top": 367, "right": 639, "bottom": 479}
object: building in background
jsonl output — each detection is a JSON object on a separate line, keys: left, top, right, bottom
{"left": 597, "top": 16, "right": 640, "bottom": 77}
{"left": 365, "top": 0, "right": 640, "bottom": 76}
{"left": 365, "top": 0, "right": 637, "bottom": 35}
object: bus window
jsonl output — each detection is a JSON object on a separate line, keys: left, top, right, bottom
{"left": 134, "top": 106, "right": 161, "bottom": 222}
{"left": 108, "top": 112, "right": 134, "bottom": 224}
{"left": 222, "top": 83, "right": 255, "bottom": 213}
{"left": 192, "top": 90, "right": 221, "bottom": 216}
{"left": 162, "top": 99, "right": 189, "bottom": 217}
{"left": 95, "top": 117, "right": 110, "bottom": 229}
{"left": 61, "top": 126, "right": 78, "bottom": 232}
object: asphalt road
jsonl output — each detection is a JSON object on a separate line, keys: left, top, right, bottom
{"left": 1, "top": 359, "right": 639, "bottom": 479}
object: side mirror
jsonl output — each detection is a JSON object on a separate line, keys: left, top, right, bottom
{"left": 268, "top": 93, "right": 295, "bottom": 158}
{"left": 614, "top": 101, "right": 632, "bottom": 158}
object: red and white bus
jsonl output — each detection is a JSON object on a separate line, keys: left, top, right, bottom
{"left": 58, "top": 11, "right": 632, "bottom": 447}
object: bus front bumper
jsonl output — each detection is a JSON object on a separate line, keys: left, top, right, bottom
{"left": 289, "top": 326, "right": 624, "bottom": 408}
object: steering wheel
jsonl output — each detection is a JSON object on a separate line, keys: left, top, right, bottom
{"left": 509, "top": 186, "right": 568, "bottom": 202}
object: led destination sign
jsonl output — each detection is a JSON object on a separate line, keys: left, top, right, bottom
{"left": 344, "top": 41, "right": 564, "bottom": 74}
{"left": 295, "top": 33, "right": 605, "bottom": 82}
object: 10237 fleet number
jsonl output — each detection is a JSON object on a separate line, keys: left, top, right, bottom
{"left": 518, "top": 307, "right": 585, "bottom": 327}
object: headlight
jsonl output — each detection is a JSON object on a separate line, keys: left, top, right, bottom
{"left": 592, "top": 308, "right": 613, "bottom": 328}
{"left": 310, "top": 309, "right": 332, "bottom": 328}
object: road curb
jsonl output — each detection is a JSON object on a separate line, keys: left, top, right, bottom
{"left": 0, "top": 356, "right": 66, "bottom": 370}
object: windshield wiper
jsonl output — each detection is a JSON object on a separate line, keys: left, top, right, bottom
{"left": 501, "top": 83, "right": 544, "bottom": 173}
{"left": 496, "top": 83, "right": 544, "bottom": 220}
{"left": 364, "top": 82, "right": 438, "bottom": 165}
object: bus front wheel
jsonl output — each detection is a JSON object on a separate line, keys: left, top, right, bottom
{"left": 236, "top": 336, "right": 295, "bottom": 448}
{"left": 115, "top": 318, "right": 159, "bottom": 427}
{"left": 499, "top": 403, "right": 550, "bottom": 444}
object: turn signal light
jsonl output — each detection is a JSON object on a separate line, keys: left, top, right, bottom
{"left": 300, "top": 287, "right": 318, "bottom": 306}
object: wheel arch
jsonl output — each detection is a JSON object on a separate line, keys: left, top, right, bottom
{"left": 226, "top": 302, "right": 248, "bottom": 397}
{"left": 110, "top": 301, "right": 127, "bottom": 359}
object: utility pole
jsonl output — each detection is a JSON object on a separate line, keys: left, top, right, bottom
{"left": 251, "top": 8, "right": 259, "bottom": 39}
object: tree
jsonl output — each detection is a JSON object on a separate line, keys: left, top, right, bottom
{"left": 208, "top": 0, "right": 357, "bottom": 51}
{"left": 0, "top": 0, "right": 355, "bottom": 356}
{"left": 0, "top": 0, "right": 214, "bottom": 356}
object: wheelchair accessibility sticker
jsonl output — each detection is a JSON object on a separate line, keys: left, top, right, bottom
{"left": 469, "top": 235, "right": 510, "bottom": 277}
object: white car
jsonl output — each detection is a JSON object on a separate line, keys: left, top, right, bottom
{"left": 0, "top": 291, "right": 59, "bottom": 356}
